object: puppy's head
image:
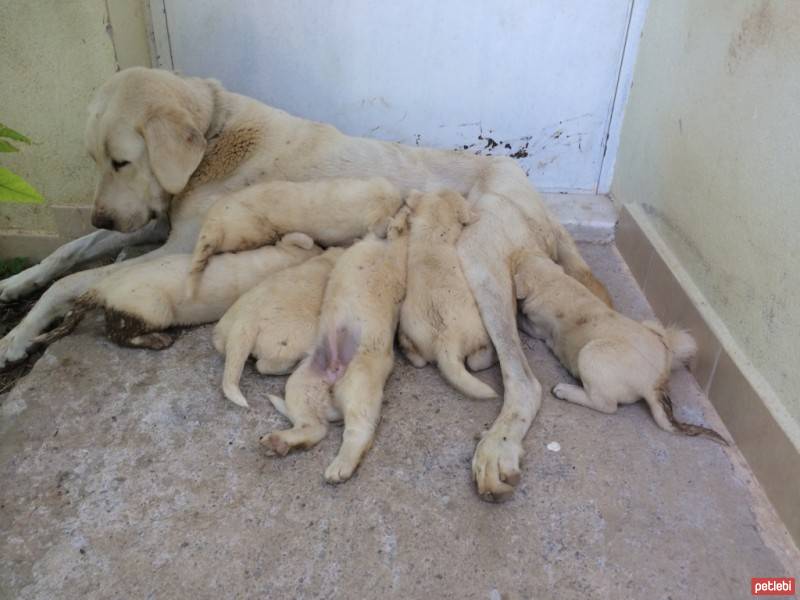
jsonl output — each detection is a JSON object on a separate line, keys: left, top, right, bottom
{"left": 85, "top": 68, "right": 214, "bottom": 232}
{"left": 407, "top": 189, "right": 478, "bottom": 226}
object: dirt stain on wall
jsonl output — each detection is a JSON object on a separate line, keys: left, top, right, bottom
{"left": 727, "top": 1, "right": 773, "bottom": 74}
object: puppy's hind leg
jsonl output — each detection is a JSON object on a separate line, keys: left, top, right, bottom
{"left": 261, "top": 360, "right": 331, "bottom": 456}
{"left": 466, "top": 345, "right": 496, "bottom": 372}
{"left": 551, "top": 383, "right": 618, "bottom": 414}
{"left": 552, "top": 341, "right": 620, "bottom": 414}
{"left": 324, "top": 358, "right": 385, "bottom": 483}
{"left": 398, "top": 331, "right": 427, "bottom": 367}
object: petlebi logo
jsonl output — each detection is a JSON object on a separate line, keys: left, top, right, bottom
{"left": 751, "top": 577, "right": 795, "bottom": 596}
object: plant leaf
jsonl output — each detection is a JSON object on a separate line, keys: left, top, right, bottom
{"left": 0, "top": 140, "right": 19, "bottom": 153}
{"left": 0, "top": 124, "right": 31, "bottom": 144}
{"left": 0, "top": 167, "right": 44, "bottom": 203}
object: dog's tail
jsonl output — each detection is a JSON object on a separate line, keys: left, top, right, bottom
{"left": 435, "top": 343, "right": 497, "bottom": 399}
{"left": 642, "top": 320, "right": 697, "bottom": 370}
{"left": 32, "top": 292, "right": 98, "bottom": 348}
{"left": 645, "top": 387, "right": 728, "bottom": 445}
{"left": 309, "top": 323, "right": 360, "bottom": 385}
{"left": 552, "top": 219, "right": 613, "bottom": 307}
{"left": 185, "top": 226, "right": 224, "bottom": 301}
{"left": 221, "top": 321, "right": 258, "bottom": 408}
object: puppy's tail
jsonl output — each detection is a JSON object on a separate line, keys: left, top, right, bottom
{"left": 642, "top": 320, "right": 697, "bottom": 370}
{"left": 32, "top": 292, "right": 97, "bottom": 348}
{"left": 185, "top": 226, "right": 223, "bottom": 301}
{"left": 645, "top": 388, "right": 728, "bottom": 445}
{"left": 435, "top": 344, "right": 497, "bottom": 399}
{"left": 221, "top": 321, "right": 258, "bottom": 408}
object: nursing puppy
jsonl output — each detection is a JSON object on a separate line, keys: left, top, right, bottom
{"left": 41, "top": 233, "right": 320, "bottom": 349}
{"left": 399, "top": 190, "right": 497, "bottom": 398}
{"left": 260, "top": 208, "right": 410, "bottom": 483}
{"left": 185, "top": 177, "right": 402, "bottom": 297}
{"left": 514, "top": 251, "right": 726, "bottom": 443}
{"left": 212, "top": 247, "right": 343, "bottom": 408}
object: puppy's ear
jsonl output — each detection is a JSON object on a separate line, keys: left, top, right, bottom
{"left": 404, "top": 190, "right": 423, "bottom": 210}
{"left": 513, "top": 271, "right": 531, "bottom": 300}
{"left": 457, "top": 203, "right": 480, "bottom": 226}
{"left": 142, "top": 110, "right": 206, "bottom": 194}
{"left": 281, "top": 232, "right": 315, "bottom": 250}
{"left": 387, "top": 206, "right": 411, "bottom": 239}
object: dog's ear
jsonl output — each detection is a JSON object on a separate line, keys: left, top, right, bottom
{"left": 404, "top": 190, "right": 423, "bottom": 210}
{"left": 143, "top": 110, "right": 206, "bottom": 194}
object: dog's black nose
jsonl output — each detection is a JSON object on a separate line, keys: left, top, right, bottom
{"left": 91, "top": 213, "right": 115, "bottom": 230}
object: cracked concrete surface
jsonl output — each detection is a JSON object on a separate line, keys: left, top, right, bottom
{"left": 1, "top": 243, "right": 797, "bottom": 599}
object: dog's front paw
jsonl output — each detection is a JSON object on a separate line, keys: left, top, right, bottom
{"left": 324, "top": 455, "right": 357, "bottom": 484}
{"left": 0, "top": 272, "right": 38, "bottom": 303}
{"left": 472, "top": 431, "right": 522, "bottom": 502}
{"left": 0, "top": 329, "right": 31, "bottom": 370}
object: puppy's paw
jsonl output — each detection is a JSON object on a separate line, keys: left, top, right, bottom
{"left": 259, "top": 432, "right": 291, "bottom": 457}
{"left": 324, "top": 456, "right": 357, "bottom": 484}
{"left": 472, "top": 431, "right": 522, "bottom": 502}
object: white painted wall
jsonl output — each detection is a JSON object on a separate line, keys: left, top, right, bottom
{"left": 156, "top": 0, "right": 642, "bottom": 193}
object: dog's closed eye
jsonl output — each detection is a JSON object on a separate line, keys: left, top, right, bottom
{"left": 111, "top": 159, "right": 130, "bottom": 171}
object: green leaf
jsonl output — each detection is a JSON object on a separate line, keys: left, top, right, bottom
{"left": 0, "top": 167, "right": 44, "bottom": 203}
{"left": 0, "top": 123, "right": 31, "bottom": 144}
{"left": 0, "top": 140, "right": 19, "bottom": 152}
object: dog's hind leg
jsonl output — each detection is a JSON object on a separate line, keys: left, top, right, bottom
{"left": 459, "top": 227, "right": 541, "bottom": 501}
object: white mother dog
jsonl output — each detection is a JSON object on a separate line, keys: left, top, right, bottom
{"left": 0, "top": 68, "right": 610, "bottom": 501}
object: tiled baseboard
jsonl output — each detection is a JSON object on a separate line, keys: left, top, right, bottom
{"left": 617, "top": 204, "right": 800, "bottom": 545}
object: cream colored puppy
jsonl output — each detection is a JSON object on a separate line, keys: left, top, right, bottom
{"left": 41, "top": 233, "right": 320, "bottom": 350}
{"left": 514, "top": 251, "right": 726, "bottom": 443}
{"left": 212, "top": 247, "right": 343, "bottom": 408}
{"left": 185, "top": 177, "right": 402, "bottom": 297}
{"left": 399, "top": 190, "right": 497, "bottom": 398}
{"left": 260, "top": 208, "right": 410, "bottom": 483}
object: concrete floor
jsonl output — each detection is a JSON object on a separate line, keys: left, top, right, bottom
{"left": 1, "top": 243, "right": 797, "bottom": 600}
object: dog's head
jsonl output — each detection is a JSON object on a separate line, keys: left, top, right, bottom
{"left": 85, "top": 68, "right": 215, "bottom": 232}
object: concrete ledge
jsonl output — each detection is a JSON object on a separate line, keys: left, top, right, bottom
{"left": 0, "top": 205, "right": 94, "bottom": 261}
{"left": 616, "top": 203, "right": 800, "bottom": 545}
{"left": 542, "top": 193, "right": 617, "bottom": 243}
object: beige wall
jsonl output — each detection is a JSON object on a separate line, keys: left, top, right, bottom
{"left": 612, "top": 0, "right": 800, "bottom": 425}
{"left": 0, "top": 0, "right": 150, "bottom": 235}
